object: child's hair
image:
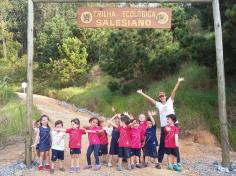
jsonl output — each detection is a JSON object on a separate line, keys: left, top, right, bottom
{"left": 55, "top": 120, "right": 63, "bottom": 127}
{"left": 146, "top": 117, "right": 152, "bottom": 122}
{"left": 34, "top": 119, "right": 41, "bottom": 127}
{"left": 71, "top": 118, "right": 80, "bottom": 127}
{"left": 166, "top": 114, "right": 177, "bottom": 123}
{"left": 120, "top": 114, "right": 130, "bottom": 125}
{"left": 131, "top": 119, "right": 140, "bottom": 124}
{"left": 98, "top": 116, "right": 106, "bottom": 126}
{"left": 40, "top": 114, "right": 50, "bottom": 128}
{"left": 89, "top": 116, "right": 99, "bottom": 123}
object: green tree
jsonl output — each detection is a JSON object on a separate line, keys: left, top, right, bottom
{"left": 223, "top": 4, "right": 236, "bottom": 75}
{"left": 35, "top": 16, "right": 72, "bottom": 63}
{"left": 50, "top": 37, "right": 88, "bottom": 87}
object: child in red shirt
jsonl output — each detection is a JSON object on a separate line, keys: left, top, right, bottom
{"left": 109, "top": 113, "right": 132, "bottom": 171}
{"left": 98, "top": 117, "right": 109, "bottom": 166}
{"left": 66, "top": 118, "right": 86, "bottom": 173}
{"left": 130, "top": 119, "right": 143, "bottom": 169}
{"left": 138, "top": 113, "right": 147, "bottom": 163}
{"left": 164, "top": 114, "right": 181, "bottom": 172}
{"left": 83, "top": 117, "right": 103, "bottom": 171}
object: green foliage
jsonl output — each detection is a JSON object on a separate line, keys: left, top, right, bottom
{"left": 107, "top": 80, "right": 120, "bottom": 92}
{"left": 224, "top": 4, "right": 236, "bottom": 75}
{"left": 120, "top": 80, "right": 147, "bottom": 95}
{"left": 35, "top": 16, "right": 72, "bottom": 62}
{"left": 50, "top": 37, "right": 88, "bottom": 87}
{"left": 0, "top": 80, "right": 40, "bottom": 145}
{"left": 72, "top": 27, "right": 112, "bottom": 64}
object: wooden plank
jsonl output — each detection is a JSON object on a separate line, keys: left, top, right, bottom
{"left": 33, "top": 0, "right": 212, "bottom": 3}
{"left": 26, "top": 0, "right": 34, "bottom": 167}
{"left": 77, "top": 7, "right": 172, "bottom": 29}
{"left": 212, "top": 0, "right": 230, "bottom": 167}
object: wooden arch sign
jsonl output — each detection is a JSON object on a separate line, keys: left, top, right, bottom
{"left": 77, "top": 7, "right": 172, "bottom": 29}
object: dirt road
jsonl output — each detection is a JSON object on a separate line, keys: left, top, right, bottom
{"left": 1, "top": 93, "right": 236, "bottom": 176}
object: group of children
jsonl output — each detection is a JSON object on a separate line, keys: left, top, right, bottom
{"left": 32, "top": 111, "right": 181, "bottom": 174}
{"left": 31, "top": 77, "right": 184, "bottom": 174}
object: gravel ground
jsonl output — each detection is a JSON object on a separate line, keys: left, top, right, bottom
{"left": 185, "top": 159, "right": 236, "bottom": 176}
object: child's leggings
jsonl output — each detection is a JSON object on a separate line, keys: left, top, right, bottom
{"left": 86, "top": 144, "right": 100, "bottom": 165}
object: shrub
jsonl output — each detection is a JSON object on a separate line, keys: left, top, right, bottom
{"left": 120, "top": 80, "right": 146, "bottom": 95}
{"left": 107, "top": 80, "right": 120, "bottom": 92}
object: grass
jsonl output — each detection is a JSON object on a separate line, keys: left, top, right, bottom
{"left": 50, "top": 63, "right": 236, "bottom": 150}
{"left": 0, "top": 87, "right": 40, "bottom": 146}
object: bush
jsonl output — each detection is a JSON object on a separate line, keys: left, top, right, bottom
{"left": 107, "top": 80, "right": 120, "bottom": 92}
{"left": 120, "top": 80, "right": 146, "bottom": 95}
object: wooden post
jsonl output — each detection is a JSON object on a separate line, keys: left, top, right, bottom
{"left": 212, "top": 0, "right": 230, "bottom": 167}
{"left": 26, "top": 0, "right": 34, "bottom": 167}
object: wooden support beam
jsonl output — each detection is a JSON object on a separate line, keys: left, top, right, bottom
{"left": 26, "top": 0, "right": 34, "bottom": 167}
{"left": 212, "top": 0, "right": 230, "bottom": 167}
{"left": 33, "top": 0, "right": 212, "bottom": 3}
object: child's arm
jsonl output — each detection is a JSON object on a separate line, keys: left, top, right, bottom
{"left": 108, "top": 120, "right": 118, "bottom": 128}
{"left": 109, "top": 113, "right": 119, "bottom": 122}
{"left": 31, "top": 128, "right": 39, "bottom": 147}
{"left": 83, "top": 125, "right": 91, "bottom": 130}
{"left": 112, "top": 106, "right": 117, "bottom": 114}
{"left": 171, "top": 77, "right": 184, "bottom": 100}
{"left": 53, "top": 128, "right": 66, "bottom": 132}
{"left": 175, "top": 134, "right": 179, "bottom": 147}
{"left": 147, "top": 111, "right": 157, "bottom": 125}
{"left": 137, "top": 89, "right": 156, "bottom": 106}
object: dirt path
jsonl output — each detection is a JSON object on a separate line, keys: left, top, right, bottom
{"left": 1, "top": 93, "right": 236, "bottom": 176}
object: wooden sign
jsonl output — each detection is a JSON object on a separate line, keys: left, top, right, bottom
{"left": 77, "top": 7, "right": 172, "bottom": 29}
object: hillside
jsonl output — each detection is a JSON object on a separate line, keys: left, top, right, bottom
{"left": 46, "top": 63, "right": 236, "bottom": 150}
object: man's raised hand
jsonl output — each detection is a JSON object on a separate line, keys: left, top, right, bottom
{"left": 137, "top": 89, "right": 143, "bottom": 94}
{"left": 178, "top": 77, "right": 184, "bottom": 82}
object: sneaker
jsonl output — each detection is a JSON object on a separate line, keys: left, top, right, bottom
{"left": 155, "top": 163, "right": 161, "bottom": 169}
{"left": 127, "top": 164, "right": 132, "bottom": 170}
{"left": 94, "top": 165, "right": 101, "bottom": 171}
{"left": 136, "top": 163, "right": 143, "bottom": 168}
{"left": 177, "top": 163, "right": 182, "bottom": 167}
{"left": 69, "top": 167, "right": 75, "bottom": 173}
{"left": 173, "top": 164, "right": 182, "bottom": 172}
{"left": 59, "top": 167, "right": 65, "bottom": 172}
{"left": 45, "top": 164, "right": 50, "bottom": 170}
{"left": 35, "top": 162, "right": 39, "bottom": 167}
{"left": 143, "top": 162, "right": 148, "bottom": 168}
{"left": 107, "top": 163, "right": 112, "bottom": 167}
{"left": 84, "top": 165, "right": 92, "bottom": 169}
{"left": 117, "top": 165, "right": 123, "bottom": 171}
{"left": 131, "top": 164, "right": 136, "bottom": 169}
{"left": 38, "top": 165, "right": 44, "bottom": 171}
{"left": 75, "top": 166, "right": 80, "bottom": 173}
{"left": 50, "top": 169, "right": 54, "bottom": 174}
{"left": 168, "top": 164, "right": 174, "bottom": 170}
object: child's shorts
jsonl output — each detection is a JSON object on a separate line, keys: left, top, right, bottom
{"left": 118, "top": 147, "right": 131, "bottom": 159}
{"left": 144, "top": 144, "right": 158, "bottom": 158}
{"left": 130, "top": 148, "right": 141, "bottom": 156}
{"left": 165, "top": 147, "right": 178, "bottom": 157}
{"left": 70, "top": 148, "right": 81, "bottom": 155}
{"left": 109, "top": 141, "right": 119, "bottom": 155}
{"left": 99, "top": 144, "right": 108, "bottom": 156}
{"left": 51, "top": 149, "right": 64, "bottom": 161}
